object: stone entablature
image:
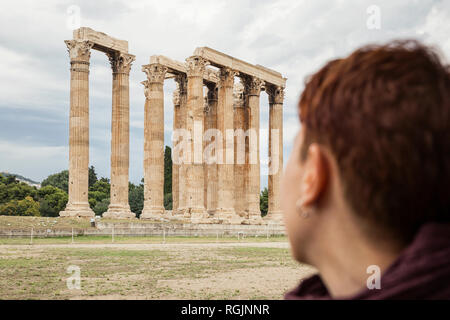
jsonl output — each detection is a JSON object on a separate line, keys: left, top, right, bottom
{"left": 73, "top": 27, "right": 128, "bottom": 53}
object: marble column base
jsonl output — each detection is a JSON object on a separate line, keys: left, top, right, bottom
{"left": 59, "top": 202, "right": 94, "bottom": 218}
{"left": 103, "top": 204, "right": 135, "bottom": 219}
{"left": 140, "top": 206, "right": 165, "bottom": 219}
{"left": 227, "top": 216, "right": 245, "bottom": 225}
{"left": 182, "top": 207, "right": 207, "bottom": 218}
{"left": 266, "top": 211, "right": 284, "bottom": 225}
{"left": 190, "top": 209, "right": 210, "bottom": 224}
{"left": 214, "top": 208, "right": 236, "bottom": 219}
{"left": 244, "top": 216, "right": 265, "bottom": 225}
{"left": 172, "top": 208, "right": 186, "bottom": 216}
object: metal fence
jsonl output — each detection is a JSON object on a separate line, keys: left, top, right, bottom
{"left": 0, "top": 222, "right": 286, "bottom": 244}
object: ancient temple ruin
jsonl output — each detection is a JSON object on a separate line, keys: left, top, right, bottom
{"left": 60, "top": 28, "right": 286, "bottom": 225}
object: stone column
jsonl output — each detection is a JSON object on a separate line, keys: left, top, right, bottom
{"left": 140, "top": 63, "right": 168, "bottom": 219}
{"left": 174, "top": 74, "right": 188, "bottom": 215}
{"left": 203, "top": 94, "right": 208, "bottom": 210}
{"left": 103, "top": 52, "right": 136, "bottom": 219}
{"left": 242, "top": 76, "right": 264, "bottom": 223}
{"left": 60, "top": 40, "right": 95, "bottom": 218}
{"left": 204, "top": 83, "right": 218, "bottom": 215}
{"left": 267, "top": 85, "right": 284, "bottom": 222}
{"left": 216, "top": 67, "right": 241, "bottom": 223}
{"left": 185, "top": 56, "right": 208, "bottom": 220}
{"left": 233, "top": 82, "right": 246, "bottom": 218}
{"left": 172, "top": 87, "right": 181, "bottom": 214}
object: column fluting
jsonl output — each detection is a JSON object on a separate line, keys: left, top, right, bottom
{"left": 60, "top": 40, "right": 95, "bottom": 218}
{"left": 267, "top": 85, "right": 284, "bottom": 222}
{"left": 185, "top": 56, "right": 208, "bottom": 220}
{"left": 140, "top": 63, "right": 168, "bottom": 219}
{"left": 104, "top": 52, "right": 136, "bottom": 219}
{"left": 242, "top": 76, "right": 264, "bottom": 223}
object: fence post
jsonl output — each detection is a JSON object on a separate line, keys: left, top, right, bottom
{"left": 71, "top": 228, "right": 74, "bottom": 244}
{"left": 112, "top": 226, "right": 115, "bottom": 243}
{"left": 163, "top": 229, "right": 166, "bottom": 244}
{"left": 30, "top": 228, "right": 33, "bottom": 245}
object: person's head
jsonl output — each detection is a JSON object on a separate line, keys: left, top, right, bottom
{"left": 282, "top": 40, "right": 450, "bottom": 264}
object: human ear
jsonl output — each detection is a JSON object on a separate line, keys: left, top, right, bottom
{"left": 298, "top": 143, "right": 328, "bottom": 207}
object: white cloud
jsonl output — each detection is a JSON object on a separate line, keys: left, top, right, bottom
{"left": 0, "top": 140, "right": 68, "bottom": 182}
{"left": 418, "top": 1, "right": 450, "bottom": 61}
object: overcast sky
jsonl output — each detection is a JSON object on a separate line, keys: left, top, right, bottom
{"left": 0, "top": 0, "right": 449, "bottom": 186}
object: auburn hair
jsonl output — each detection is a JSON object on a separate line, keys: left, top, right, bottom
{"left": 298, "top": 40, "right": 450, "bottom": 241}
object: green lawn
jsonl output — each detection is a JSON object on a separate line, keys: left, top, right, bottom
{"left": 0, "top": 234, "right": 287, "bottom": 245}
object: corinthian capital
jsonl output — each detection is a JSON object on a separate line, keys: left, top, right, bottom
{"left": 233, "top": 81, "right": 245, "bottom": 108}
{"left": 242, "top": 75, "right": 264, "bottom": 96}
{"left": 266, "top": 85, "right": 285, "bottom": 104}
{"left": 206, "top": 83, "right": 218, "bottom": 101}
{"left": 142, "top": 63, "right": 167, "bottom": 84}
{"left": 219, "top": 67, "right": 238, "bottom": 88}
{"left": 185, "top": 56, "right": 208, "bottom": 77}
{"left": 108, "top": 52, "right": 136, "bottom": 74}
{"left": 65, "top": 40, "right": 93, "bottom": 62}
{"left": 174, "top": 74, "right": 188, "bottom": 94}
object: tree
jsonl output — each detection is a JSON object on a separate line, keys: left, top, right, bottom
{"left": 88, "top": 165, "right": 98, "bottom": 189}
{"left": 91, "top": 179, "right": 110, "bottom": 194}
{"left": 0, "top": 196, "right": 40, "bottom": 216}
{"left": 129, "top": 182, "right": 144, "bottom": 217}
{"left": 88, "top": 179, "right": 110, "bottom": 210}
{"left": 38, "top": 185, "right": 68, "bottom": 217}
{"left": 164, "top": 146, "right": 172, "bottom": 210}
{"left": 0, "top": 167, "right": 107, "bottom": 217}
{"left": 260, "top": 187, "right": 268, "bottom": 217}
{"left": 0, "top": 200, "right": 18, "bottom": 216}
{"left": 94, "top": 198, "right": 110, "bottom": 216}
{"left": 0, "top": 175, "right": 38, "bottom": 205}
{"left": 6, "top": 175, "right": 17, "bottom": 185}
{"left": 41, "top": 166, "right": 98, "bottom": 194}
{"left": 164, "top": 146, "right": 172, "bottom": 195}
{"left": 88, "top": 179, "right": 111, "bottom": 209}
{"left": 164, "top": 193, "right": 173, "bottom": 211}
{"left": 41, "top": 170, "right": 69, "bottom": 193}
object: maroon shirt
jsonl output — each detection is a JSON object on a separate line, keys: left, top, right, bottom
{"left": 285, "top": 223, "right": 450, "bottom": 300}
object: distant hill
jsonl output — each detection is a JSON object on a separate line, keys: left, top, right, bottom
{"left": 0, "top": 172, "right": 41, "bottom": 188}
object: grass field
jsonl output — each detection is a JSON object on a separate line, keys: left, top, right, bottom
{"left": 0, "top": 241, "right": 316, "bottom": 300}
{"left": 0, "top": 216, "right": 312, "bottom": 300}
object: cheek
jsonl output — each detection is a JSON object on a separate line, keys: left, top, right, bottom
{"left": 281, "top": 154, "right": 302, "bottom": 206}
{"left": 281, "top": 156, "right": 303, "bottom": 228}
{"left": 281, "top": 155, "right": 309, "bottom": 262}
